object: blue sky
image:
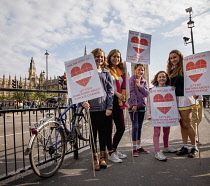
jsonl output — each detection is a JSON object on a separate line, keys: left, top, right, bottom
{"left": 1, "top": 0, "right": 210, "bottom": 87}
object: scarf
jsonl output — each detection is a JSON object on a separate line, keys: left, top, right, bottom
{"left": 110, "top": 67, "right": 126, "bottom": 110}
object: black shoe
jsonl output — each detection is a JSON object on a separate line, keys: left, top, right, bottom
{"left": 176, "top": 146, "right": 188, "bottom": 156}
{"left": 188, "top": 148, "right": 198, "bottom": 158}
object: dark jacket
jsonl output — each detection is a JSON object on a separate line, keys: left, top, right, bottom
{"left": 89, "top": 68, "right": 114, "bottom": 112}
{"left": 170, "top": 74, "right": 184, "bottom": 96}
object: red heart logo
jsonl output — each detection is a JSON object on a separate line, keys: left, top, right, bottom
{"left": 71, "top": 63, "right": 93, "bottom": 87}
{"left": 153, "top": 93, "right": 174, "bottom": 114}
{"left": 186, "top": 60, "right": 207, "bottom": 82}
{"left": 130, "top": 37, "right": 148, "bottom": 54}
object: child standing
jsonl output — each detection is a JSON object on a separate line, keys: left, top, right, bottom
{"left": 82, "top": 48, "right": 114, "bottom": 170}
{"left": 128, "top": 64, "right": 149, "bottom": 157}
{"left": 148, "top": 71, "right": 177, "bottom": 161}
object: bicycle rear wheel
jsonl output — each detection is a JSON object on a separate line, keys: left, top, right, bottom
{"left": 29, "top": 121, "right": 66, "bottom": 178}
{"left": 74, "top": 107, "right": 90, "bottom": 141}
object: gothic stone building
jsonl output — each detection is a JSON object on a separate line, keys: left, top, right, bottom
{"left": 0, "top": 57, "right": 60, "bottom": 97}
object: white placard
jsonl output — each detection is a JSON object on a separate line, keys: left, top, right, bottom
{"left": 64, "top": 54, "right": 104, "bottom": 104}
{"left": 150, "top": 86, "right": 179, "bottom": 127}
{"left": 184, "top": 51, "right": 210, "bottom": 96}
{"left": 126, "top": 30, "right": 151, "bottom": 64}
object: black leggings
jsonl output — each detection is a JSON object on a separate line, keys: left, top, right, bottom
{"left": 90, "top": 111, "right": 112, "bottom": 153}
{"left": 107, "top": 96, "right": 125, "bottom": 150}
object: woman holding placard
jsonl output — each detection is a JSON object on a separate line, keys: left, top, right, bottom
{"left": 166, "top": 49, "right": 198, "bottom": 158}
{"left": 82, "top": 48, "right": 114, "bottom": 171}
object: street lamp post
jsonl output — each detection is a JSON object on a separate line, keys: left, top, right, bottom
{"left": 44, "top": 50, "right": 49, "bottom": 81}
{"left": 183, "top": 7, "right": 195, "bottom": 54}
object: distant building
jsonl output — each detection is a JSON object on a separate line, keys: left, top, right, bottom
{"left": 0, "top": 57, "right": 60, "bottom": 96}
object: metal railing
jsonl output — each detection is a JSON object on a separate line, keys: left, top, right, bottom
{"left": 0, "top": 88, "right": 89, "bottom": 181}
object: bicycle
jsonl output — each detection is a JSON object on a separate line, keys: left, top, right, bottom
{"left": 25, "top": 97, "right": 90, "bottom": 178}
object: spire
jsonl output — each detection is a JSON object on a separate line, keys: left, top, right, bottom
{"left": 30, "top": 57, "right": 35, "bottom": 69}
{"left": 84, "top": 45, "right": 87, "bottom": 56}
{"left": 29, "top": 57, "right": 37, "bottom": 80}
{"left": 19, "top": 76, "right": 22, "bottom": 83}
{"left": 2, "top": 74, "right": 5, "bottom": 83}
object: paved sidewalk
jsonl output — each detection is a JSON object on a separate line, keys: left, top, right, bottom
{"left": 2, "top": 109, "right": 210, "bottom": 186}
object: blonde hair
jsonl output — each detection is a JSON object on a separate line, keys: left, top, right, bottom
{"left": 166, "top": 49, "right": 183, "bottom": 78}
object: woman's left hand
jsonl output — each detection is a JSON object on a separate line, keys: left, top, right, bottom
{"left": 115, "top": 92, "right": 124, "bottom": 100}
{"left": 125, "top": 102, "right": 130, "bottom": 109}
{"left": 106, "top": 109, "right": 112, "bottom": 116}
{"left": 82, "top": 101, "right": 90, "bottom": 109}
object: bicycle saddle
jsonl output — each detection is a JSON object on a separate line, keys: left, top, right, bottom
{"left": 46, "top": 97, "right": 62, "bottom": 103}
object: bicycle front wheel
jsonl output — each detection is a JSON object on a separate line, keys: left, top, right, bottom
{"left": 29, "top": 121, "right": 66, "bottom": 178}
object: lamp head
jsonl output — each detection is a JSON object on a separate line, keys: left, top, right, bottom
{"left": 187, "top": 20, "right": 195, "bottom": 28}
{"left": 44, "top": 50, "right": 49, "bottom": 56}
{"left": 185, "top": 7, "right": 192, "bottom": 13}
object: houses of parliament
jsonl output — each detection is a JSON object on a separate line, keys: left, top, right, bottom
{"left": 0, "top": 57, "right": 61, "bottom": 97}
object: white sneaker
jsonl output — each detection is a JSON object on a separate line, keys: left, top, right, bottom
{"left": 108, "top": 152, "right": 122, "bottom": 163}
{"left": 162, "top": 147, "right": 177, "bottom": 153}
{"left": 155, "top": 152, "right": 167, "bottom": 161}
{"left": 115, "top": 151, "right": 127, "bottom": 159}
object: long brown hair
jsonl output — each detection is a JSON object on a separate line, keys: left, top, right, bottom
{"left": 91, "top": 48, "right": 108, "bottom": 68}
{"left": 107, "top": 49, "right": 124, "bottom": 73}
{"left": 151, "top": 71, "right": 170, "bottom": 86}
{"left": 166, "top": 49, "right": 183, "bottom": 78}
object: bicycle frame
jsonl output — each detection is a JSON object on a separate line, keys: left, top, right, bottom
{"left": 25, "top": 103, "right": 81, "bottom": 155}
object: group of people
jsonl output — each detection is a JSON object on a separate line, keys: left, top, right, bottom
{"left": 82, "top": 48, "right": 201, "bottom": 171}
{"left": 82, "top": 48, "right": 128, "bottom": 171}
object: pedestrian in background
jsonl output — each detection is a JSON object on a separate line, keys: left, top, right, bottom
{"left": 166, "top": 49, "right": 198, "bottom": 158}
{"left": 127, "top": 64, "right": 149, "bottom": 157}
{"left": 0, "top": 102, "right": 3, "bottom": 117}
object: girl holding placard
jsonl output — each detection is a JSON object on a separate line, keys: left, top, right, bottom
{"left": 147, "top": 71, "right": 177, "bottom": 161}
{"left": 82, "top": 48, "right": 114, "bottom": 171}
{"left": 166, "top": 49, "right": 198, "bottom": 158}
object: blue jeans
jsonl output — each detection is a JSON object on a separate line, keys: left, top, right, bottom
{"left": 129, "top": 111, "right": 145, "bottom": 141}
